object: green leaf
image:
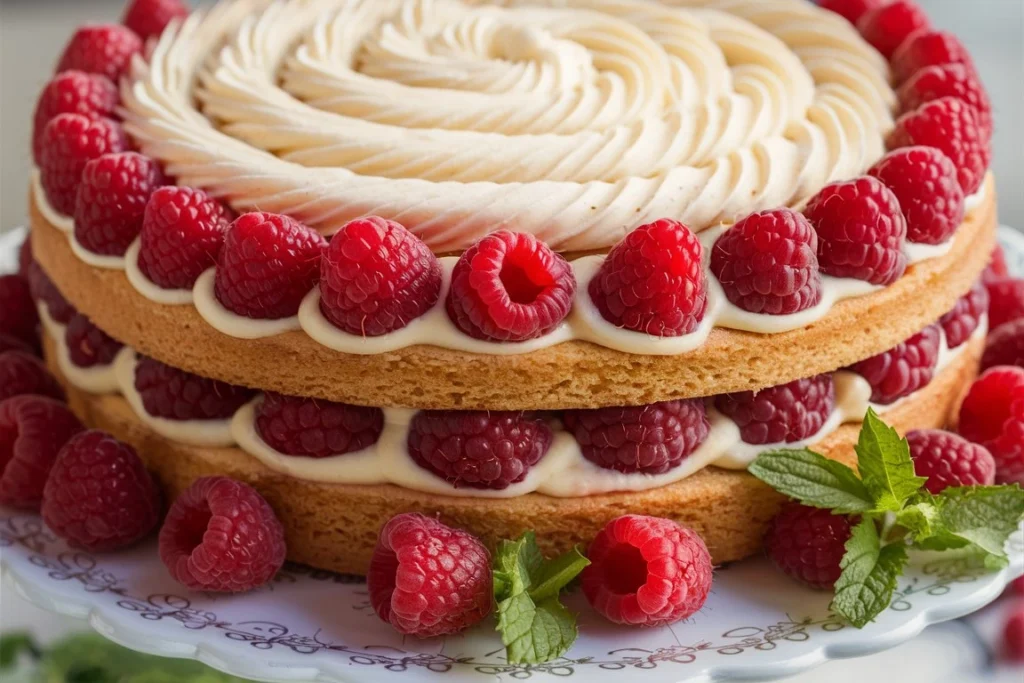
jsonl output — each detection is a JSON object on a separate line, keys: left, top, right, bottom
{"left": 530, "top": 546, "right": 590, "bottom": 602}
{"left": 921, "top": 485, "right": 1024, "bottom": 562}
{"left": 748, "top": 448, "right": 874, "bottom": 513}
{"left": 855, "top": 410, "right": 926, "bottom": 512}
{"left": 0, "top": 633, "right": 39, "bottom": 670}
{"left": 832, "top": 518, "right": 910, "bottom": 628}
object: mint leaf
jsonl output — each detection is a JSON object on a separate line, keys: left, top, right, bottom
{"left": 855, "top": 409, "right": 926, "bottom": 511}
{"left": 748, "top": 448, "right": 874, "bottom": 513}
{"left": 0, "top": 633, "right": 39, "bottom": 669}
{"left": 832, "top": 518, "right": 909, "bottom": 627}
{"left": 530, "top": 546, "right": 590, "bottom": 602}
{"left": 917, "top": 485, "right": 1024, "bottom": 562}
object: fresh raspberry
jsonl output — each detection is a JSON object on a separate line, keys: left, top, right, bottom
{"left": 906, "top": 429, "right": 996, "bottom": 494}
{"left": 1005, "top": 606, "right": 1024, "bottom": 663}
{"left": 38, "top": 114, "right": 127, "bottom": 216}
{"left": 0, "top": 336, "right": 35, "bottom": 357}
{"left": 42, "top": 430, "right": 161, "bottom": 551}
{"left": 715, "top": 374, "right": 836, "bottom": 445}
{"left": 255, "top": 392, "right": 383, "bottom": 458}
{"left": 0, "top": 275, "right": 39, "bottom": 347}
{"left": 368, "top": 513, "right": 491, "bottom": 637}
{"left": 984, "top": 245, "right": 1010, "bottom": 283}
{"left": 764, "top": 502, "right": 853, "bottom": 590}
{"left": 407, "top": 410, "right": 552, "bottom": 489}
{"left": 958, "top": 366, "right": 1024, "bottom": 485}
{"left": 446, "top": 231, "right": 576, "bottom": 342}
{"left": 803, "top": 177, "right": 907, "bottom": 285}
{"left": 74, "top": 152, "right": 166, "bottom": 257}
{"left": 887, "top": 97, "right": 991, "bottom": 196}
{"left": 27, "top": 263, "right": 76, "bottom": 324}
{"left": 0, "top": 396, "right": 84, "bottom": 510}
{"left": 818, "top": 0, "right": 885, "bottom": 25}
{"left": 319, "top": 217, "right": 442, "bottom": 336}
{"left": 32, "top": 71, "right": 119, "bottom": 165}
{"left": 134, "top": 356, "right": 254, "bottom": 421}
{"left": 159, "top": 476, "right": 285, "bottom": 592}
{"left": 562, "top": 399, "right": 710, "bottom": 475}
{"left": 846, "top": 324, "right": 941, "bottom": 405}
{"left": 856, "top": 0, "right": 931, "bottom": 60}
{"left": 892, "top": 30, "right": 975, "bottom": 85}
{"left": 122, "top": 0, "right": 190, "bottom": 41}
{"left": 214, "top": 212, "right": 327, "bottom": 320}
{"left": 137, "top": 186, "right": 233, "bottom": 290}
{"left": 938, "top": 281, "right": 989, "bottom": 349}
{"left": 987, "top": 278, "right": 1024, "bottom": 329}
{"left": 56, "top": 24, "right": 143, "bottom": 83}
{"left": 710, "top": 209, "right": 822, "bottom": 315}
{"left": 587, "top": 219, "right": 708, "bottom": 336}
{"left": 0, "top": 352, "right": 64, "bottom": 403}
{"left": 982, "top": 320, "right": 1024, "bottom": 371}
{"left": 1010, "top": 576, "right": 1024, "bottom": 596}
{"left": 899, "top": 64, "right": 993, "bottom": 141}
{"left": 582, "top": 515, "right": 712, "bottom": 627}
{"left": 867, "top": 147, "right": 964, "bottom": 245}
{"left": 65, "top": 314, "right": 124, "bottom": 368}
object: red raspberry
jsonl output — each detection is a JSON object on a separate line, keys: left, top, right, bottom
{"left": 319, "top": 217, "right": 442, "bottom": 336}
{"left": 56, "top": 24, "right": 142, "bottom": 83}
{"left": 867, "top": 147, "right": 964, "bottom": 245}
{"left": 764, "top": 502, "right": 853, "bottom": 589}
{"left": 42, "top": 430, "right": 161, "bottom": 551}
{"left": 888, "top": 97, "right": 991, "bottom": 196}
{"left": 255, "top": 392, "right": 383, "bottom": 458}
{"left": 710, "top": 209, "right": 822, "bottom": 315}
{"left": 0, "top": 275, "right": 39, "bottom": 347}
{"left": 938, "top": 281, "right": 989, "bottom": 349}
{"left": 18, "top": 236, "right": 32, "bottom": 278}
{"left": 987, "top": 278, "right": 1024, "bottom": 329}
{"left": 856, "top": 0, "right": 931, "bottom": 60}
{"left": 846, "top": 324, "right": 941, "bottom": 405}
{"left": 562, "top": 399, "right": 709, "bottom": 475}
{"left": 368, "top": 513, "right": 491, "bottom": 637}
{"left": 122, "top": 0, "right": 190, "bottom": 41}
{"left": 906, "top": 429, "right": 996, "bottom": 494}
{"left": 27, "top": 263, "right": 76, "bottom": 324}
{"left": 892, "top": 30, "right": 975, "bottom": 85}
{"left": 32, "top": 71, "right": 119, "bottom": 165}
{"left": 818, "top": 0, "right": 885, "bottom": 25}
{"left": 982, "top": 320, "right": 1024, "bottom": 371}
{"left": 134, "top": 356, "right": 254, "bottom": 421}
{"left": 899, "top": 64, "right": 992, "bottom": 141}
{"left": 0, "top": 352, "right": 64, "bottom": 403}
{"left": 1006, "top": 606, "right": 1024, "bottom": 663}
{"left": 407, "top": 410, "right": 552, "bottom": 490}
{"left": 588, "top": 219, "right": 708, "bottom": 336}
{"left": 984, "top": 245, "right": 1010, "bottom": 283}
{"left": 38, "top": 114, "right": 127, "bottom": 216}
{"left": 214, "top": 212, "right": 326, "bottom": 320}
{"left": 0, "top": 396, "right": 84, "bottom": 510}
{"left": 74, "top": 152, "right": 166, "bottom": 257}
{"left": 65, "top": 314, "right": 124, "bottom": 368}
{"left": 582, "top": 515, "right": 712, "bottom": 627}
{"left": 803, "top": 177, "right": 907, "bottom": 285}
{"left": 1010, "top": 576, "right": 1024, "bottom": 596}
{"left": 715, "top": 374, "right": 836, "bottom": 445}
{"left": 160, "top": 476, "right": 285, "bottom": 592}
{"left": 138, "top": 186, "right": 233, "bottom": 290}
{"left": 0, "top": 336, "right": 35, "bottom": 357}
{"left": 959, "top": 366, "right": 1024, "bottom": 485}
{"left": 446, "top": 231, "right": 576, "bottom": 342}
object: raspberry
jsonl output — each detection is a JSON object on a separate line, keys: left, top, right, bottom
{"left": 898, "top": 64, "right": 992, "bottom": 141}
{"left": 710, "top": 209, "right": 822, "bottom": 315}
{"left": 888, "top": 97, "right": 991, "bottom": 196}
{"left": 562, "top": 399, "right": 710, "bottom": 475}
{"left": 906, "top": 429, "right": 996, "bottom": 494}
{"left": 446, "top": 231, "right": 576, "bottom": 342}
{"left": 38, "top": 114, "right": 127, "bottom": 216}
{"left": 32, "top": 71, "right": 119, "bottom": 165}
{"left": 0, "top": 352, "right": 64, "bottom": 403}
{"left": 74, "top": 152, "right": 166, "bottom": 257}
{"left": 407, "top": 410, "right": 552, "bottom": 489}
{"left": 938, "top": 281, "right": 989, "bottom": 349}
{"left": 818, "top": 0, "right": 885, "bottom": 25}
{"left": 588, "top": 219, "right": 708, "bottom": 336}
{"left": 764, "top": 502, "right": 852, "bottom": 589}
{"left": 214, "top": 212, "right": 326, "bottom": 320}
{"left": 1006, "top": 606, "right": 1024, "bottom": 663}
{"left": 0, "top": 336, "right": 35, "bottom": 357}
{"left": 892, "top": 30, "right": 975, "bottom": 85}
{"left": 958, "top": 367, "right": 1024, "bottom": 485}
{"left": 65, "top": 314, "right": 124, "bottom": 368}
{"left": 319, "top": 217, "right": 442, "bottom": 336}
{"left": 255, "top": 392, "right": 383, "bottom": 458}
{"left": 0, "top": 275, "right": 39, "bottom": 347}
{"left": 122, "top": 0, "right": 190, "bottom": 41}
{"left": 846, "top": 324, "right": 941, "bottom": 405}
{"left": 867, "top": 147, "right": 964, "bottom": 245}
{"left": 803, "top": 177, "right": 907, "bottom": 285}
{"left": 982, "top": 320, "right": 1024, "bottom": 371}
{"left": 134, "top": 356, "right": 254, "bottom": 421}
{"left": 582, "top": 515, "right": 712, "bottom": 627}
{"left": 42, "top": 430, "right": 161, "bottom": 551}
{"left": 138, "top": 186, "right": 233, "bottom": 290}
{"left": 856, "top": 0, "right": 931, "bottom": 60}
{"left": 368, "top": 513, "right": 491, "bottom": 637}
{"left": 715, "top": 374, "right": 836, "bottom": 445}
{"left": 987, "top": 278, "right": 1024, "bottom": 329}
{"left": 27, "top": 262, "right": 76, "bottom": 324}
{"left": 984, "top": 245, "right": 1011, "bottom": 283}
{"left": 0, "top": 396, "right": 84, "bottom": 510}
{"left": 56, "top": 24, "right": 143, "bottom": 83}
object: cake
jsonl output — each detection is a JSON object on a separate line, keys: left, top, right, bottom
{"left": 22, "top": 0, "right": 997, "bottom": 574}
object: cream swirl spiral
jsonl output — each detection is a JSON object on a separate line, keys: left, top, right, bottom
{"left": 122, "top": 0, "right": 895, "bottom": 252}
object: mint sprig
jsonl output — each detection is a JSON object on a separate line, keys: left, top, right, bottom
{"left": 750, "top": 409, "right": 1024, "bottom": 628}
